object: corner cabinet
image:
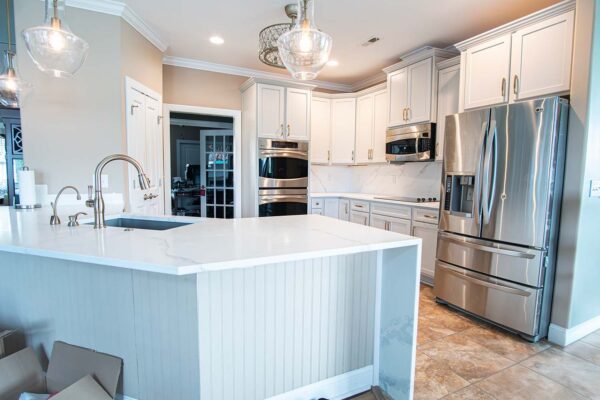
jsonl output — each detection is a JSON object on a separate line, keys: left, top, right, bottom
{"left": 459, "top": 8, "right": 575, "bottom": 110}
{"left": 257, "top": 83, "right": 311, "bottom": 140}
{"left": 435, "top": 59, "right": 461, "bottom": 160}
{"left": 384, "top": 48, "right": 457, "bottom": 128}
{"left": 310, "top": 97, "right": 332, "bottom": 164}
{"left": 355, "top": 90, "right": 388, "bottom": 164}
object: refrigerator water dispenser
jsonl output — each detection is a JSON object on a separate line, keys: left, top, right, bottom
{"left": 444, "top": 175, "right": 475, "bottom": 217}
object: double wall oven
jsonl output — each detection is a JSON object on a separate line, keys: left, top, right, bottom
{"left": 258, "top": 139, "right": 309, "bottom": 217}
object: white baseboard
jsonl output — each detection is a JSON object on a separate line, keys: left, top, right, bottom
{"left": 266, "top": 365, "right": 373, "bottom": 400}
{"left": 548, "top": 315, "right": 600, "bottom": 346}
{"left": 116, "top": 394, "right": 138, "bottom": 400}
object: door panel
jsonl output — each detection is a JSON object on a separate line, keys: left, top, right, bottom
{"left": 407, "top": 57, "right": 432, "bottom": 124}
{"left": 434, "top": 261, "right": 542, "bottom": 336}
{"left": 286, "top": 88, "right": 310, "bottom": 140}
{"left": 258, "top": 84, "right": 285, "bottom": 138}
{"left": 372, "top": 90, "right": 388, "bottom": 162}
{"left": 481, "top": 98, "right": 561, "bottom": 248}
{"left": 388, "top": 68, "right": 408, "bottom": 127}
{"left": 464, "top": 35, "right": 511, "bottom": 109}
{"left": 310, "top": 97, "right": 331, "bottom": 164}
{"left": 355, "top": 94, "right": 374, "bottom": 163}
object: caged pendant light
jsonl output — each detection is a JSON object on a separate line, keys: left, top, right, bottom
{"left": 22, "top": 0, "right": 89, "bottom": 78}
{"left": 277, "top": 0, "right": 332, "bottom": 80}
{"left": 0, "top": 0, "right": 32, "bottom": 108}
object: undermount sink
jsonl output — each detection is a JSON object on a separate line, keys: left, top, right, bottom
{"left": 87, "top": 218, "right": 192, "bottom": 231}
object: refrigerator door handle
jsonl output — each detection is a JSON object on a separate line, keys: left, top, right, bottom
{"left": 440, "top": 262, "right": 533, "bottom": 297}
{"left": 438, "top": 232, "right": 536, "bottom": 259}
{"left": 473, "top": 121, "right": 488, "bottom": 231}
{"left": 482, "top": 119, "right": 496, "bottom": 224}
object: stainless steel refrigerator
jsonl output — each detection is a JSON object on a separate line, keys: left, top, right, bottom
{"left": 434, "top": 97, "right": 569, "bottom": 342}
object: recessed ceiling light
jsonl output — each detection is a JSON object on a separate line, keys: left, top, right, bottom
{"left": 209, "top": 36, "right": 224, "bottom": 45}
{"left": 327, "top": 60, "right": 339, "bottom": 67}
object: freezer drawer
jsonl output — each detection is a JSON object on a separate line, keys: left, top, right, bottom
{"left": 436, "top": 232, "right": 546, "bottom": 287}
{"left": 434, "top": 261, "right": 542, "bottom": 336}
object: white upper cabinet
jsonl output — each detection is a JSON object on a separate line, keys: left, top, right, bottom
{"left": 257, "top": 84, "right": 285, "bottom": 138}
{"left": 387, "top": 68, "right": 409, "bottom": 127}
{"left": 372, "top": 90, "right": 389, "bottom": 163}
{"left": 436, "top": 62, "right": 460, "bottom": 160}
{"left": 463, "top": 35, "right": 512, "bottom": 110}
{"left": 355, "top": 94, "right": 374, "bottom": 164}
{"left": 509, "top": 10, "right": 574, "bottom": 102}
{"left": 285, "top": 88, "right": 311, "bottom": 140}
{"left": 257, "top": 84, "right": 311, "bottom": 140}
{"left": 310, "top": 97, "right": 331, "bottom": 164}
{"left": 330, "top": 98, "right": 356, "bottom": 164}
{"left": 406, "top": 58, "right": 433, "bottom": 124}
{"left": 459, "top": 7, "right": 575, "bottom": 110}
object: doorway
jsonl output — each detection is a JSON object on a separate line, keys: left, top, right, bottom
{"left": 163, "top": 105, "right": 241, "bottom": 218}
{"left": 0, "top": 108, "right": 22, "bottom": 206}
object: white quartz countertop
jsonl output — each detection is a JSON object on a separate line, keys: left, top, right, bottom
{"left": 311, "top": 192, "right": 440, "bottom": 210}
{"left": 0, "top": 206, "right": 421, "bottom": 276}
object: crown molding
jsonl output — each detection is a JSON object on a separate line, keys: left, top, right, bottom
{"left": 351, "top": 72, "right": 386, "bottom": 92}
{"left": 163, "top": 56, "right": 354, "bottom": 92}
{"left": 436, "top": 55, "right": 461, "bottom": 69}
{"left": 313, "top": 82, "right": 386, "bottom": 99}
{"left": 63, "top": 0, "right": 168, "bottom": 52}
{"left": 382, "top": 46, "right": 458, "bottom": 74}
{"left": 454, "top": 0, "right": 576, "bottom": 51}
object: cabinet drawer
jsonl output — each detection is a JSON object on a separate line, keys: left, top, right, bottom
{"left": 371, "top": 202, "right": 411, "bottom": 220}
{"left": 311, "top": 198, "right": 323, "bottom": 209}
{"left": 350, "top": 200, "right": 370, "bottom": 213}
{"left": 413, "top": 208, "right": 439, "bottom": 224}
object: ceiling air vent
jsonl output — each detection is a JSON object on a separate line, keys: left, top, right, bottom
{"left": 362, "top": 37, "right": 381, "bottom": 47}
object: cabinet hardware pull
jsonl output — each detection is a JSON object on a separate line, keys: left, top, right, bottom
{"left": 352, "top": 150, "right": 355, "bottom": 161}
{"left": 287, "top": 124, "right": 291, "bottom": 136}
{"left": 402, "top": 108, "right": 407, "bottom": 121}
{"left": 130, "top": 104, "right": 139, "bottom": 115}
{"left": 423, "top": 214, "right": 437, "bottom": 219}
{"left": 157, "top": 115, "right": 163, "bottom": 125}
{"left": 406, "top": 108, "right": 411, "bottom": 121}
{"left": 513, "top": 75, "right": 519, "bottom": 95}
{"left": 280, "top": 124, "right": 284, "bottom": 137}
{"left": 501, "top": 78, "right": 506, "bottom": 97}
{"left": 327, "top": 150, "right": 330, "bottom": 161}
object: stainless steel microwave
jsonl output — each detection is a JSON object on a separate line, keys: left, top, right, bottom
{"left": 386, "top": 123, "right": 436, "bottom": 162}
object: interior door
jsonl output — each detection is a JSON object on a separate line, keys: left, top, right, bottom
{"left": 407, "top": 57, "right": 432, "bottom": 124}
{"left": 463, "top": 35, "right": 511, "bottom": 110}
{"left": 144, "top": 96, "right": 163, "bottom": 215}
{"left": 285, "top": 88, "right": 310, "bottom": 140}
{"left": 355, "top": 94, "right": 374, "bottom": 163}
{"left": 481, "top": 98, "right": 562, "bottom": 248}
{"left": 372, "top": 90, "right": 388, "bottom": 163}
{"left": 388, "top": 68, "right": 408, "bottom": 127}
{"left": 310, "top": 97, "right": 331, "bottom": 164}
{"left": 126, "top": 89, "right": 147, "bottom": 214}
{"left": 257, "top": 84, "right": 285, "bottom": 139}
{"left": 509, "top": 11, "right": 574, "bottom": 102}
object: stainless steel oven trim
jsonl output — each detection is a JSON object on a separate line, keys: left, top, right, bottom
{"left": 259, "top": 195, "right": 308, "bottom": 205}
{"left": 438, "top": 232, "right": 536, "bottom": 259}
{"left": 259, "top": 150, "right": 309, "bottom": 160}
{"left": 259, "top": 188, "right": 308, "bottom": 196}
{"left": 259, "top": 177, "right": 308, "bottom": 189}
{"left": 258, "top": 138, "right": 309, "bottom": 152}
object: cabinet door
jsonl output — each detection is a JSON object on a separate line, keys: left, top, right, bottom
{"left": 407, "top": 57, "right": 433, "bottom": 124}
{"left": 436, "top": 64, "right": 460, "bottom": 160}
{"left": 389, "top": 217, "right": 412, "bottom": 235}
{"left": 330, "top": 98, "right": 356, "bottom": 164}
{"left": 372, "top": 90, "right": 388, "bottom": 163}
{"left": 350, "top": 210, "right": 369, "bottom": 226}
{"left": 310, "top": 97, "right": 331, "bottom": 164}
{"left": 370, "top": 214, "right": 388, "bottom": 230}
{"left": 412, "top": 221, "right": 438, "bottom": 279}
{"left": 355, "top": 94, "right": 374, "bottom": 164}
{"left": 463, "top": 35, "right": 511, "bottom": 109}
{"left": 387, "top": 68, "right": 409, "bottom": 127}
{"left": 257, "top": 84, "right": 285, "bottom": 138}
{"left": 338, "top": 199, "right": 350, "bottom": 221}
{"left": 285, "top": 88, "right": 311, "bottom": 140}
{"left": 323, "top": 198, "right": 339, "bottom": 218}
{"left": 510, "top": 11, "right": 574, "bottom": 102}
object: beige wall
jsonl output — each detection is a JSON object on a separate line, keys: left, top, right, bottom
{"left": 163, "top": 66, "right": 247, "bottom": 110}
{"left": 14, "top": 1, "right": 163, "bottom": 195}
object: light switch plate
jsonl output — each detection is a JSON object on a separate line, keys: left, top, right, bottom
{"left": 590, "top": 180, "right": 600, "bottom": 198}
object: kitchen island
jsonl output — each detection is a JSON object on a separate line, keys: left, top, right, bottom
{"left": 0, "top": 207, "right": 421, "bottom": 400}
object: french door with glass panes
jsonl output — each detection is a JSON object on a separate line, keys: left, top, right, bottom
{"left": 201, "top": 131, "right": 234, "bottom": 219}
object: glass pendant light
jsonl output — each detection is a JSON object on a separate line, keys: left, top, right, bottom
{"left": 0, "top": 0, "right": 31, "bottom": 108}
{"left": 22, "top": 0, "right": 89, "bottom": 78}
{"left": 277, "top": 0, "right": 332, "bottom": 80}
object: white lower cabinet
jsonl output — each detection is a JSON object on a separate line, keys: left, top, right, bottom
{"left": 350, "top": 210, "right": 370, "bottom": 226}
{"left": 412, "top": 221, "right": 438, "bottom": 280}
{"left": 370, "top": 213, "right": 411, "bottom": 235}
{"left": 338, "top": 199, "right": 350, "bottom": 221}
{"left": 323, "top": 198, "right": 339, "bottom": 218}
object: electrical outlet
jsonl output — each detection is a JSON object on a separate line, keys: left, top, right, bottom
{"left": 590, "top": 180, "right": 600, "bottom": 198}
{"left": 101, "top": 174, "right": 109, "bottom": 189}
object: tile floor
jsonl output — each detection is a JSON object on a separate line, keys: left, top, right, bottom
{"left": 351, "top": 284, "right": 600, "bottom": 400}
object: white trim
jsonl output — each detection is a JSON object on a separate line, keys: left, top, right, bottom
{"left": 125, "top": 76, "right": 161, "bottom": 102}
{"left": 63, "top": 0, "right": 169, "bottom": 52}
{"left": 382, "top": 46, "right": 458, "bottom": 74}
{"left": 436, "top": 55, "right": 461, "bottom": 69}
{"left": 115, "top": 394, "right": 138, "bottom": 400}
{"left": 351, "top": 72, "right": 387, "bottom": 92}
{"left": 453, "top": 0, "right": 576, "bottom": 51}
{"left": 313, "top": 82, "right": 387, "bottom": 100}
{"left": 163, "top": 55, "right": 354, "bottom": 93}
{"left": 162, "top": 104, "right": 242, "bottom": 218}
{"left": 265, "top": 366, "right": 374, "bottom": 400}
{"left": 548, "top": 315, "right": 600, "bottom": 346}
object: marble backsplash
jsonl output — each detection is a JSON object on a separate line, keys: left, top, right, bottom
{"left": 310, "top": 162, "right": 443, "bottom": 197}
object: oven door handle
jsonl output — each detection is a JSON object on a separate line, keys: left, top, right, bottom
{"left": 259, "top": 150, "right": 308, "bottom": 160}
{"left": 259, "top": 195, "right": 308, "bottom": 205}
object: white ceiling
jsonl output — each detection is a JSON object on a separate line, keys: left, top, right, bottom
{"left": 123, "top": 0, "right": 561, "bottom": 85}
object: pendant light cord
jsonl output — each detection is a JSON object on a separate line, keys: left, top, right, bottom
{"left": 5, "top": 0, "right": 12, "bottom": 52}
